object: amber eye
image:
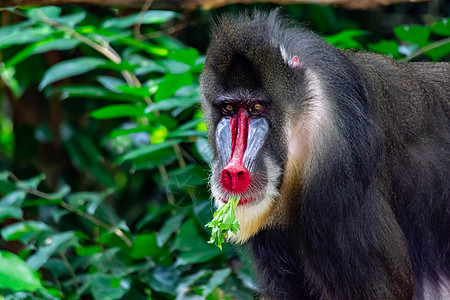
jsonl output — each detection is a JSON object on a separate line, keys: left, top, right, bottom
{"left": 251, "top": 102, "right": 263, "bottom": 112}
{"left": 222, "top": 104, "right": 234, "bottom": 114}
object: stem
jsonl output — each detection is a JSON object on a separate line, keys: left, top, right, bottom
{"left": 133, "top": 0, "right": 154, "bottom": 40}
{"left": 59, "top": 252, "right": 79, "bottom": 290}
{"left": 143, "top": 22, "right": 186, "bottom": 39}
{"left": 157, "top": 165, "right": 175, "bottom": 205}
{"left": 173, "top": 144, "right": 186, "bottom": 168}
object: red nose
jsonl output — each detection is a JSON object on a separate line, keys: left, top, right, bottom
{"left": 220, "top": 164, "right": 250, "bottom": 193}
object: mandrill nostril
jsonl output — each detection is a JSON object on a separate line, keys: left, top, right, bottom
{"left": 224, "top": 170, "right": 232, "bottom": 183}
{"left": 220, "top": 166, "right": 250, "bottom": 193}
{"left": 220, "top": 169, "right": 232, "bottom": 191}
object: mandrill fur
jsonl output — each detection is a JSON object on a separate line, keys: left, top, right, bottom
{"left": 200, "top": 10, "right": 450, "bottom": 300}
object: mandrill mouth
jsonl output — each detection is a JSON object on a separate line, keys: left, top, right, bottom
{"left": 219, "top": 194, "right": 264, "bottom": 205}
{"left": 217, "top": 179, "right": 268, "bottom": 206}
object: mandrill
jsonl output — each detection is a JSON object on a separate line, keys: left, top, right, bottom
{"left": 200, "top": 10, "right": 450, "bottom": 300}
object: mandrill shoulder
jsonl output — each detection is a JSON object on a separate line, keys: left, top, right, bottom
{"left": 344, "top": 51, "right": 450, "bottom": 139}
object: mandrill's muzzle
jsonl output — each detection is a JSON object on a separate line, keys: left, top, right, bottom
{"left": 216, "top": 109, "right": 268, "bottom": 193}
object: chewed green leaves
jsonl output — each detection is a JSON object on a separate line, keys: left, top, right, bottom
{"left": 205, "top": 196, "right": 240, "bottom": 250}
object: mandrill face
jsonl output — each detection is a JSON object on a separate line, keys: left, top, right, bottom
{"left": 203, "top": 92, "right": 284, "bottom": 243}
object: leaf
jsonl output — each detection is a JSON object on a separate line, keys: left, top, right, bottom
{"left": 169, "top": 130, "right": 206, "bottom": 139}
{"left": 0, "top": 251, "right": 43, "bottom": 292}
{"left": 0, "top": 171, "right": 10, "bottom": 181}
{"left": 115, "top": 85, "right": 152, "bottom": 97}
{"left": 423, "top": 42, "right": 450, "bottom": 61}
{"left": 0, "top": 20, "right": 33, "bottom": 39}
{"left": 0, "top": 190, "right": 27, "bottom": 207}
{"left": 55, "top": 11, "right": 87, "bottom": 27}
{"left": 130, "top": 233, "right": 162, "bottom": 259}
{"left": 144, "top": 96, "right": 197, "bottom": 114}
{"left": 27, "top": 6, "right": 62, "bottom": 21}
{"left": 139, "top": 266, "right": 181, "bottom": 295}
{"left": 33, "top": 38, "right": 81, "bottom": 55}
{"left": 134, "top": 60, "right": 166, "bottom": 75}
{"left": 156, "top": 208, "right": 188, "bottom": 246}
{"left": 394, "top": 25, "right": 430, "bottom": 47}
{"left": 39, "top": 57, "right": 108, "bottom": 90}
{"left": 110, "top": 125, "right": 152, "bottom": 139}
{"left": 168, "top": 48, "right": 200, "bottom": 66}
{"left": 67, "top": 188, "right": 114, "bottom": 214}
{"left": 27, "top": 231, "right": 77, "bottom": 270}
{"left": 97, "top": 75, "right": 127, "bottom": 92}
{"left": 90, "top": 104, "right": 145, "bottom": 119}
{"left": 53, "top": 85, "right": 142, "bottom": 102}
{"left": 202, "top": 268, "right": 232, "bottom": 297}
{"left": 133, "top": 152, "right": 178, "bottom": 171}
{"left": 367, "top": 40, "right": 400, "bottom": 58}
{"left": 160, "top": 60, "right": 191, "bottom": 74}
{"left": 117, "top": 139, "right": 180, "bottom": 163}
{"left": 431, "top": 18, "right": 450, "bottom": 36}
{"left": 154, "top": 73, "right": 194, "bottom": 101}
{"left": 196, "top": 138, "right": 214, "bottom": 164}
{"left": 5, "top": 38, "right": 80, "bottom": 69}
{"left": 102, "top": 60, "right": 139, "bottom": 72}
{"left": 0, "top": 66, "right": 22, "bottom": 97}
{"left": 136, "top": 204, "right": 171, "bottom": 230}
{"left": 166, "top": 165, "right": 208, "bottom": 190}
{"left": 102, "top": 10, "right": 180, "bottom": 28}
{"left": 0, "top": 26, "right": 54, "bottom": 50}
{"left": 90, "top": 274, "right": 131, "bottom": 300}
{"left": 44, "top": 184, "right": 70, "bottom": 200}
{"left": 220, "top": 276, "right": 255, "bottom": 300}
{"left": 0, "top": 205, "right": 23, "bottom": 222}
{"left": 116, "top": 36, "right": 168, "bottom": 56}
{"left": 74, "top": 245, "right": 103, "bottom": 256}
{"left": 1, "top": 221, "right": 54, "bottom": 242}
{"left": 172, "top": 219, "right": 221, "bottom": 265}
{"left": 21, "top": 173, "right": 46, "bottom": 189}
{"left": 177, "top": 118, "right": 204, "bottom": 131}
{"left": 325, "top": 30, "right": 365, "bottom": 49}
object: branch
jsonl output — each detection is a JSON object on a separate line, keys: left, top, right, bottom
{"left": 8, "top": 172, "right": 133, "bottom": 247}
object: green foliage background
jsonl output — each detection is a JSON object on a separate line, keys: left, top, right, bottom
{"left": 0, "top": 3, "right": 449, "bottom": 299}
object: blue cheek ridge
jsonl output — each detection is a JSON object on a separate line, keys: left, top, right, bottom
{"left": 243, "top": 118, "right": 269, "bottom": 172}
{"left": 216, "top": 117, "right": 232, "bottom": 166}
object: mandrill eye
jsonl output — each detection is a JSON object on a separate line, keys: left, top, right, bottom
{"left": 222, "top": 104, "right": 235, "bottom": 115}
{"left": 250, "top": 102, "right": 264, "bottom": 114}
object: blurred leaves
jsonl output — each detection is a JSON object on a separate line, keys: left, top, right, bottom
{"left": 0, "top": 5, "right": 251, "bottom": 300}
{"left": 325, "top": 18, "right": 450, "bottom": 61}
{"left": 325, "top": 29, "right": 366, "bottom": 49}
{"left": 394, "top": 25, "right": 431, "bottom": 47}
